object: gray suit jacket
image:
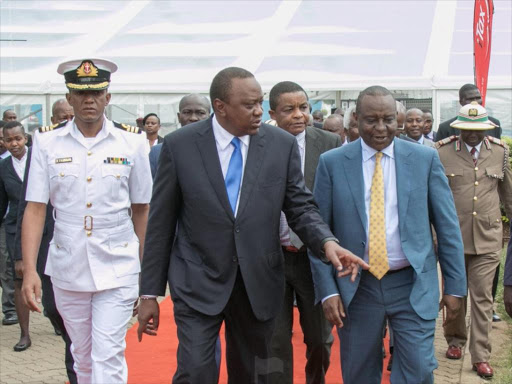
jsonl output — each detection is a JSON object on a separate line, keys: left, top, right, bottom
{"left": 140, "top": 117, "right": 334, "bottom": 321}
{"left": 303, "top": 127, "right": 342, "bottom": 191}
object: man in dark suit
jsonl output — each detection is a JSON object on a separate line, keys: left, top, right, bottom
{"left": 137, "top": 67, "right": 367, "bottom": 384}
{"left": 310, "top": 86, "right": 467, "bottom": 384}
{"left": 14, "top": 121, "right": 77, "bottom": 381}
{"left": 149, "top": 94, "right": 211, "bottom": 179}
{"left": 504, "top": 222, "right": 512, "bottom": 317}
{"left": 435, "top": 84, "right": 501, "bottom": 142}
{"left": 0, "top": 121, "right": 31, "bottom": 351}
{"left": 267, "top": 81, "right": 340, "bottom": 384}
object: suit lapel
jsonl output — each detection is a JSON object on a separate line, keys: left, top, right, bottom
{"left": 5, "top": 156, "right": 22, "bottom": 184}
{"left": 304, "top": 127, "right": 321, "bottom": 190}
{"left": 455, "top": 140, "right": 475, "bottom": 166}
{"left": 195, "top": 120, "right": 235, "bottom": 220}
{"left": 342, "top": 140, "right": 366, "bottom": 229}
{"left": 394, "top": 140, "right": 413, "bottom": 236}
{"left": 476, "top": 141, "right": 491, "bottom": 165}
{"left": 237, "top": 126, "right": 267, "bottom": 218}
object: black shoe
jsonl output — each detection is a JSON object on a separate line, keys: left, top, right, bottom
{"left": 492, "top": 312, "right": 501, "bottom": 322}
{"left": 13, "top": 339, "right": 31, "bottom": 352}
{"left": 2, "top": 314, "right": 19, "bottom": 326}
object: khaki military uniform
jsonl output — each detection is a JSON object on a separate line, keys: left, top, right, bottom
{"left": 437, "top": 136, "right": 512, "bottom": 364}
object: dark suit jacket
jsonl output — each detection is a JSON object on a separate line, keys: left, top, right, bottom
{"left": 149, "top": 143, "right": 162, "bottom": 180}
{"left": 435, "top": 115, "right": 501, "bottom": 142}
{"left": 0, "top": 152, "right": 24, "bottom": 234}
{"left": 141, "top": 117, "right": 333, "bottom": 321}
{"left": 13, "top": 149, "right": 55, "bottom": 275}
{"left": 303, "top": 127, "right": 341, "bottom": 191}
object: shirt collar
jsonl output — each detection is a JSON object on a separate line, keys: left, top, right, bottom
{"left": 296, "top": 129, "right": 306, "bottom": 148}
{"left": 11, "top": 150, "right": 27, "bottom": 164}
{"left": 464, "top": 141, "right": 482, "bottom": 154}
{"left": 59, "top": 117, "right": 110, "bottom": 141}
{"left": 361, "top": 138, "right": 395, "bottom": 162}
{"left": 415, "top": 135, "right": 425, "bottom": 145}
{"left": 212, "top": 114, "right": 250, "bottom": 150}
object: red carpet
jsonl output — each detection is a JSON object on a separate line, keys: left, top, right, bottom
{"left": 126, "top": 297, "right": 391, "bottom": 383}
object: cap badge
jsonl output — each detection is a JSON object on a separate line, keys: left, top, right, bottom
{"left": 77, "top": 61, "right": 98, "bottom": 77}
{"left": 468, "top": 108, "right": 478, "bottom": 117}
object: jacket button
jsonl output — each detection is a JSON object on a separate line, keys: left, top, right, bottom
{"left": 472, "top": 212, "right": 477, "bottom": 216}
{"left": 474, "top": 181, "right": 479, "bottom": 186}
{"left": 474, "top": 167, "right": 478, "bottom": 171}
{"left": 473, "top": 196, "right": 478, "bottom": 201}
{"left": 87, "top": 176, "right": 92, "bottom": 182}
{"left": 232, "top": 256, "right": 238, "bottom": 262}
{"left": 86, "top": 231, "right": 92, "bottom": 237}
{"left": 59, "top": 172, "right": 65, "bottom": 177}
{"left": 235, "top": 227, "right": 240, "bottom": 233}
{"left": 86, "top": 202, "right": 92, "bottom": 208}
{"left": 87, "top": 151, "right": 92, "bottom": 156}
{"left": 450, "top": 173, "right": 455, "bottom": 177}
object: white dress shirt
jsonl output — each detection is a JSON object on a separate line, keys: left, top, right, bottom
{"left": 212, "top": 115, "right": 250, "bottom": 216}
{"left": 464, "top": 141, "right": 482, "bottom": 160}
{"left": 11, "top": 150, "right": 28, "bottom": 182}
{"left": 0, "top": 151, "right": 11, "bottom": 159}
{"left": 361, "top": 139, "right": 409, "bottom": 270}
{"left": 279, "top": 130, "right": 306, "bottom": 246}
{"left": 414, "top": 135, "right": 425, "bottom": 145}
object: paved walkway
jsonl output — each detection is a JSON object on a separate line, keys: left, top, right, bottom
{"left": 0, "top": 292, "right": 475, "bottom": 384}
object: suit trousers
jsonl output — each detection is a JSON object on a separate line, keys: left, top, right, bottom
{"left": 338, "top": 267, "right": 436, "bottom": 384}
{"left": 53, "top": 284, "right": 138, "bottom": 384}
{"left": 0, "top": 223, "right": 15, "bottom": 316}
{"left": 443, "top": 250, "right": 501, "bottom": 363}
{"left": 269, "top": 249, "right": 333, "bottom": 384}
{"left": 172, "top": 269, "right": 275, "bottom": 384}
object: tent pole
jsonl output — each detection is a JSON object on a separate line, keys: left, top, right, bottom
{"left": 45, "top": 94, "right": 51, "bottom": 126}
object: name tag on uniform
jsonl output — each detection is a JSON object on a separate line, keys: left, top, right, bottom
{"left": 104, "top": 157, "right": 131, "bottom": 165}
{"left": 55, "top": 157, "right": 73, "bottom": 164}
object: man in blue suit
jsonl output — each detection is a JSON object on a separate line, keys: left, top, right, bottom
{"left": 309, "top": 86, "right": 467, "bottom": 384}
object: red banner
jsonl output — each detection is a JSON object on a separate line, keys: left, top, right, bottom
{"left": 473, "top": 0, "right": 494, "bottom": 106}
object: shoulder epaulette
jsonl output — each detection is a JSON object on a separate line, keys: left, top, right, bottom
{"left": 486, "top": 136, "right": 505, "bottom": 148}
{"left": 435, "top": 135, "right": 458, "bottom": 149}
{"left": 38, "top": 121, "right": 67, "bottom": 133}
{"left": 113, "top": 121, "right": 141, "bottom": 134}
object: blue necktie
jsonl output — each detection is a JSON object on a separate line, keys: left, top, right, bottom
{"left": 225, "top": 137, "right": 243, "bottom": 213}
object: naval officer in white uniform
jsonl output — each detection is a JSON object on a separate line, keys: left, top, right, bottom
{"left": 21, "top": 59, "right": 152, "bottom": 384}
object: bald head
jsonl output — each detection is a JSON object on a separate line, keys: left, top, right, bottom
{"left": 51, "top": 99, "right": 74, "bottom": 124}
{"left": 2, "top": 109, "right": 17, "bottom": 122}
{"left": 178, "top": 94, "right": 211, "bottom": 127}
{"left": 323, "top": 114, "right": 345, "bottom": 142}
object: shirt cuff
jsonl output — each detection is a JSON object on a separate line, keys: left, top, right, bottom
{"left": 321, "top": 293, "right": 340, "bottom": 304}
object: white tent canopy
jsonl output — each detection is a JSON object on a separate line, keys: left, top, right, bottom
{"left": 1, "top": 0, "right": 511, "bottom": 133}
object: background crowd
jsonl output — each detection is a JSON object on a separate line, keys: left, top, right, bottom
{"left": 0, "top": 61, "right": 511, "bottom": 384}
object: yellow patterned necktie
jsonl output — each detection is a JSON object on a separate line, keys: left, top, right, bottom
{"left": 369, "top": 151, "right": 389, "bottom": 279}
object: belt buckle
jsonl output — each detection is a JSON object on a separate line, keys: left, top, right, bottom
{"left": 84, "top": 215, "right": 93, "bottom": 231}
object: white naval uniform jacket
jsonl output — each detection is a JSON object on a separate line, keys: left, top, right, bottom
{"left": 26, "top": 118, "right": 152, "bottom": 292}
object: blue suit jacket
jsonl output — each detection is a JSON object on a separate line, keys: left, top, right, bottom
{"left": 309, "top": 138, "right": 467, "bottom": 320}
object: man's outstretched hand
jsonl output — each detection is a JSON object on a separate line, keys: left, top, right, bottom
{"left": 137, "top": 298, "right": 160, "bottom": 342}
{"left": 324, "top": 240, "right": 369, "bottom": 282}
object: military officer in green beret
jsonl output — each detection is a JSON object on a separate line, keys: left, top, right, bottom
{"left": 437, "top": 101, "right": 512, "bottom": 379}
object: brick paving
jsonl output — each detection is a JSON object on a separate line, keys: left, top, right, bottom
{"left": 0, "top": 287, "right": 491, "bottom": 384}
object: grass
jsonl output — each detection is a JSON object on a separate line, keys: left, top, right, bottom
{"left": 492, "top": 248, "right": 512, "bottom": 384}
